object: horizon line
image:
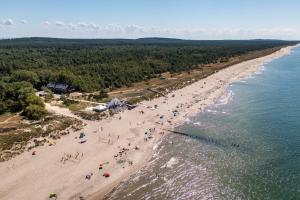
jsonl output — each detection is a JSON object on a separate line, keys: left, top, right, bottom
{"left": 0, "top": 36, "right": 299, "bottom": 42}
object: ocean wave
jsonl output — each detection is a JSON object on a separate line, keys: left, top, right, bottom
{"left": 153, "top": 140, "right": 162, "bottom": 151}
{"left": 247, "top": 74, "right": 255, "bottom": 79}
{"left": 206, "top": 109, "right": 228, "bottom": 115}
{"left": 237, "top": 80, "right": 247, "bottom": 83}
{"left": 161, "top": 157, "right": 179, "bottom": 169}
{"left": 216, "top": 90, "right": 234, "bottom": 106}
{"left": 255, "top": 65, "right": 266, "bottom": 75}
{"left": 206, "top": 109, "right": 217, "bottom": 114}
{"left": 126, "top": 177, "right": 158, "bottom": 197}
{"left": 193, "top": 122, "right": 202, "bottom": 126}
{"left": 184, "top": 118, "right": 191, "bottom": 123}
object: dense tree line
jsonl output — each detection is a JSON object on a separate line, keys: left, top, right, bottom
{"left": 0, "top": 38, "right": 297, "bottom": 118}
{"left": 0, "top": 38, "right": 296, "bottom": 92}
{"left": 0, "top": 81, "right": 46, "bottom": 119}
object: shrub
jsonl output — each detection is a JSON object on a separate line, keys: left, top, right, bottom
{"left": 23, "top": 105, "right": 47, "bottom": 120}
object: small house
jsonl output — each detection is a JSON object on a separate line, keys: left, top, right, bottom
{"left": 47, "top": 83, "right": 71, "bottom": 94}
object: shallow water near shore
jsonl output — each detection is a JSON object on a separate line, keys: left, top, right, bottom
{"left": 107, "top": 47, "right": 300, "bottom": 200}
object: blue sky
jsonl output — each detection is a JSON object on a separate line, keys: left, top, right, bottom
{"left": 0, "top": 0, "right": 299, "bottom": 39}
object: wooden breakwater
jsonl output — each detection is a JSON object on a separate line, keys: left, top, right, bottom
{"left": 162, "top": 128, "right": 241, "bottom": 148}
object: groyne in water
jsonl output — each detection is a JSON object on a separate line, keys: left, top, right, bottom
{"left": 162, "top": 128, "right": 241, "bottom": 149}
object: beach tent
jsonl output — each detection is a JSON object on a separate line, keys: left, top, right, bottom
{"left": 93, "top": 105, "right": 108, "bottom": 112}
{"left": 107, "top": 98, "right": 123, "bottom": 109}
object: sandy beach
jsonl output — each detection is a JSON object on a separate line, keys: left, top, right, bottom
{"left": 0, "top": 45, "right": 296, "bottom": 200}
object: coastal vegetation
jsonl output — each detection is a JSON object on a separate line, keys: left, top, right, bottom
{"left": 0, "top": 37, "right": 297, "bottom": 118}
{"left": 0, "top": 114, "right": 83, "bottom": 161}
{"left": 0, "top": 81, "right": 47, "bottom": 120}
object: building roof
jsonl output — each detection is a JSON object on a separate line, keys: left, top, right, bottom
{"left": 47, "top": 82, "right": 69, "bottom": 91}
{"left": 94, "top": 105, "right": 107, "bottom": 111}
{"left": 107, "top": 98, "right": 123, "bottom": 108}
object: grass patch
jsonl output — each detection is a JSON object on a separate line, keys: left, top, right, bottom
{"left": 74, "top": 111, "right": 109, "bottom": 121}
{"left": 59, "top": 98, "right": 91, "bottom": 112}
{"left": 0, "top": 115, "right": 83, "bottom": 162}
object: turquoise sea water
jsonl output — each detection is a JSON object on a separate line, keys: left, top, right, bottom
{"left": 108, "top": 47, "right": 300, "bottom": 200}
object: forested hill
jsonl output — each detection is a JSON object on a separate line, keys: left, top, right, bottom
{"left": 0, "top": 37, "right": 296, "bottom": 47}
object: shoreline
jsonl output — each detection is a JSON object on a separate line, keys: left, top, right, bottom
{"left": 0, "top": 45, "right": 297, "bottom": 200}
{"left": 94, "top": 45, "right": 297, "bottom": 200}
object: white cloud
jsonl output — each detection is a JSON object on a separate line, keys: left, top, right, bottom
{"left": 78, "top": 22, "right": 88, "bottom": 28}
{"left": 55, "top": 21, "right": 65, "bottom": 27}
{"left": 45, "top": 21, "right": 169, "bottom": 36}
{"left": 0, "top": 18, "right": 14, "bottom": 26}
{"left": 20, "top": 19, "right": 28, "bottom": 24}
{"left": 124, "top": 24, "right": 145, "bottom": 34}
{"left": 74, "top": 22, "right": 98, "bottom": 30}
{"left": 50, "top": 21, "right": 100, "bottom": 31}
{"left": 88, "top": 22, "right": 99, "bottom": 30}
{"left": 102, "top": 24, "right": 123, "bottom": 34}
{"left": 38, "top": 20, "right": 299, "bottom": 39}
{"left": 67, "top": 23, "right": 78, "bottom": 30}
{"left": 43, "top": 21, "right": 51, "bottom": 26}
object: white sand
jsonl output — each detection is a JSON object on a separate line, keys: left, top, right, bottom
{"left": 0, "top": 46, "right": 296, "bottom": 200}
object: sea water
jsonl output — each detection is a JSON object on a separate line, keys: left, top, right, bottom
{"left": 108, "top": 47, "right": 300, "bottom": 200}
